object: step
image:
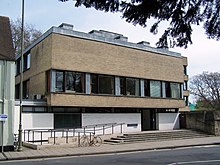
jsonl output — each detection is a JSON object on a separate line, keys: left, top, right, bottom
{"left": 104, "top": 130, "right": 214, "bottom": 145}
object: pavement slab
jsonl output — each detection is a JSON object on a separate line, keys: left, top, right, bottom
{"left": 0, "top": 136, "right": 220, "bottom": 161}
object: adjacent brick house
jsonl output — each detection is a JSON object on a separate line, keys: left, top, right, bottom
{"left": 15, "top": 23, "right": 189, "bottom": 132}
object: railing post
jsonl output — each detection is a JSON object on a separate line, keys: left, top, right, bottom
{"left": 28, "top": 130, "right": 30, "bottom": 142}
{"left": 24, "top": 130, "right": 26, "bottom": 142}
{"left": 41, "top": 131, "right": 43, "bottom": 145}
{"left": 33, "top": 131, "right": 35, "bottom": 143}
{"left": 78, "top": 132, "right": 80, "bottom": 147}
{"left": 50, "top": 129, "right": 52, "bottom": 138}
{"left": 84, "top": 127, "right": 85, "bottom": 135}
{"left": 103, "top": 126, "right": 105, "bottom": 135}
{"left": 94, "top": 127, "right": 95, "bottom": 135}
{"left": 66, "top": 131, "right": 68, "bottom": 143}
{"left": 112, "top": 124, "right": 114, "bottom": 134}
{"left": 121, "top": 124, "right": 123, "bottom": 134}
{"left": 54, "top": 131, "right": 56, "bottom": 145}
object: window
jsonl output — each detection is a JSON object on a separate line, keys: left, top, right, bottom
{"left": 54, "top": 114, "right": 81, "bottom": 129}
{"left": 184, "top": 96, "right": 189, "bottom": 106}
{"left": 165, "top": 82, "right": 171, "bottom": 98}
{"left": 184, "top": 65, "right": 187, "bottom": 75}
{"left": 98, "top": 75, "right": 114, "bottom": 94}
{"left": 55, "top": 71, "right": 64, "bottom": 92}
{"left": 23, "top": 53, "right": 30, "bottom": 71}
{"left": 16, "top": 58, "right": 21, "bottom": 75}
{"left": 23, "top": 80, "right": 30, "bottom": 99}
{"left": 65, "top": 71, "right": 85, "bottom": 93}
{"left": 91, "top": 74, "right": 114, "bottom": 94}
{"left": 171, "top": 83, "right": 181, "bottom": 98}
{"left": 183, "top": 81, "right": 188, "bottom": 90}
{"left": 150, "top": 80, "right": 161, "bottom": 97}
{"left": 120, "top": 77, "right": 126, "bottom": 95}
{"left": 91, "top": 74, "right": 98, "bottom": 94}
{"left": 144, "top": 80, "right": 150, "bottom": 96}
{"left": 126, "top": 78, "right": 140, "bottom": 96}
{"left": 15, "top": 84, "right": 20, "bottom": 99}
{"left": 52, "top": 70, "right": 85, "bottom": 93}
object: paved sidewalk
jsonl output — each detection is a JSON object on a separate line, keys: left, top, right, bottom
{"left": 1, "top": 136, "right": 220, "bottom": 161}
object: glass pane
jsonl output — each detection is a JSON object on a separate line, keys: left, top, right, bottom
{"left": 75, "top": 73, "right": 84, "bottom": 93}
{"left": 171, "top": 83, "right": 180, "bottom": 98}
{"left": 120, "top": 77, "right": 126, "bottom": 95}
{"left": 165, "top": 82, "right": 171, "bottom": 97}
{"left": 98, "top": 75, "right": 114, "bottom": 94}
{"left": 126, "top": 78, "right": 139, "bottom": 96}
{"left": 150, "top": 80, "right": 161, "bottom": 97}
{"left": 144, "top": 80, "right": 150, "bottom": 96}
{"left": 55, "top": 71, "right": 64, "bottom": 92}
{"left": 66, "top": 72, "right": 76, "bottom": 92}
{"left": 91, "top": 74, "right": 98, "bottom": 94}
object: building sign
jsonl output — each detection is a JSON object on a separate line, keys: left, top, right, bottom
{"left": 0, "top": 114, "right": 7, "bottom": 122}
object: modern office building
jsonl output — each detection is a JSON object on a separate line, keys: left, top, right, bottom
{"left": 0, "top": 16, "right": 15, "bottom": 151}
{"left": 15, "top": 23, "right": 189, "bottom": 133}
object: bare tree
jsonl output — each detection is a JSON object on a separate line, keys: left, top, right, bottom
{"left": 10, "top": 18, "right": 42, "bottom": 55}
{"left": 190, "top": 72, "right": 220, "bottom": 110}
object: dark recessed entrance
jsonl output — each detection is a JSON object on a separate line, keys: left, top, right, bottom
{"left": 141, "top": 109, "right": 156, "bottom": 131}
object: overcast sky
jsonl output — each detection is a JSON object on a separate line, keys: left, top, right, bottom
{"left": 1, "top": 0, "right": 219, "bottom": 77}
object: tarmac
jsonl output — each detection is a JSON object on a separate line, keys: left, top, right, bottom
{"left": 1, "top": 136, "right": 220, "bottom": 161}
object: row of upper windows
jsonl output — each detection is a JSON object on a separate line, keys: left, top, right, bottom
{"left": 48, "top": 70, "right": 183, "bottom": 99}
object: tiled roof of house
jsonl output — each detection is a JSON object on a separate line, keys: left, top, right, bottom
{"left": 0, "top": 16, "right": 15, "bottom": 61}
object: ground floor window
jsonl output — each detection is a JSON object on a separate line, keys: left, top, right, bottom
{"left": 54, "top": 113, "right": 81, "bottom": 129}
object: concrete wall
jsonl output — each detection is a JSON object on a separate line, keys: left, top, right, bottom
{"left": 0, "top": 60, "right": 15, "bottom": 150}
{"left": 82, "top": 113, "right": 141, "bottom": 134}
{"left": 158, "top": 113, "right": 179, "bottom": 130}
{"left": 185, "top": 110, "right": 220, "bottom": 135}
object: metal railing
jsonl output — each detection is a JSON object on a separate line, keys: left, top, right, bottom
{"left": 23, "top": 123, "right": 125, "bottom": 145}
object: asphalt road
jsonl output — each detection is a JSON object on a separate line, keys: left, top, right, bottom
{"left": 1, "top": 145, "right": 220, "bottom": 165}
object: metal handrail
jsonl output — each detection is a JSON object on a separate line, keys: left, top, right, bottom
{"left": 23, "top": 122, "right": 125, "bottom": 145}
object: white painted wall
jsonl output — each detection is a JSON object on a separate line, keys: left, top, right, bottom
{"left": 23, "top": 113, "right": 54, "bottom": 130}
{"left": 158, "top": 113, "right": 179, "bottom": 130}
{"left": 14, "top": 106, "right": 54, "bottom": 133}
{"left": 82, "top": 113, "right": 141, "bottom": 134}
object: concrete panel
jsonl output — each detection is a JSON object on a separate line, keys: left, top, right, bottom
{"left": 22, "top": 113, "right": 54, "bottom": 130}
{"left": 82, "top": 113, "right": 141, "bottom": 134}
{"left": 158, "top": 113, "right": 179, "bottom": 130}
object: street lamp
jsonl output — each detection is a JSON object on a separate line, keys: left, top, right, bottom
{"left": 18, "top": 0, "right": 25, "bottom": 152}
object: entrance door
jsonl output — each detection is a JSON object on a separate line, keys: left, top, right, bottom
{"left": 141, "top": 109, "right": 156, "bottom": 131}
{"left": 179, "top": 113, "right": 186, "bottom": 129}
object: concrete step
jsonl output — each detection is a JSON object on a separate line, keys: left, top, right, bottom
{"left": 103, "top": 129, "right": 213, "bottom": 145}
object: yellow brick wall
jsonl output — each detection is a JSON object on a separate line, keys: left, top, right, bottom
{"left": 51, "top": 34, "right": 184, "bottom": 83}
{"left": 48, "top": 94, "right": 185, "bottom": 108}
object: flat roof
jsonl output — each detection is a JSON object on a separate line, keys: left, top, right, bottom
{"left": 16, "top": 24, "right": 181, "bottom": 59}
